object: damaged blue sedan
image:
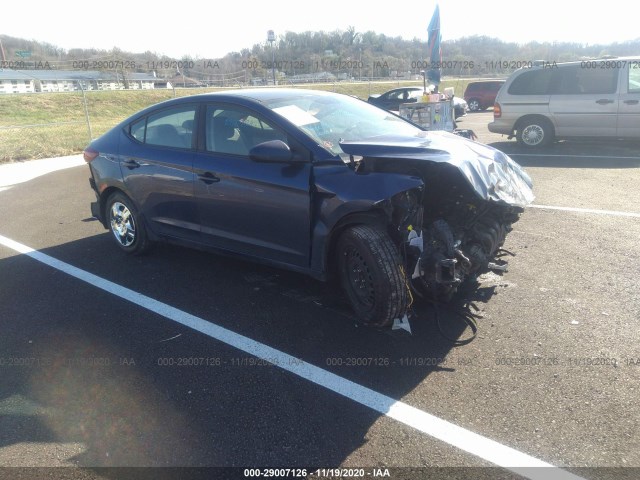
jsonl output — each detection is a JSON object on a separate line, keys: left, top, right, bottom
{"left": 84, "top": 89, "right": 534, "bottom": 328}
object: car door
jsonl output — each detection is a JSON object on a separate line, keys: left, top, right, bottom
{"left": 192, "top": 103, "right": 313, "bottom": 268}
{"left": 549, "top": 64, "right": 619, "bottom": 137}
{"left": 119, "top": 104, "right": 198, "bottom": 241}
{"left": 617, "top": 61, "right": 640, "bottom": 138}
{"left": 380, "top": 90, "right": 407, "bottom": 111}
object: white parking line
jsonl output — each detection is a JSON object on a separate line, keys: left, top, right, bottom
{"left": 529, "top": 204, "right": 640, "bottom": 218}
{"left": 0, "top": 233, "right": 584, "bottom": 480}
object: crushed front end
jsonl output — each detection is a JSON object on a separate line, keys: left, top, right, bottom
{"left": 342, "top": 131, "right": 534, "bottom": 302}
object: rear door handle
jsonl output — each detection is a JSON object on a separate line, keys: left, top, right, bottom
{"left": 595, "top": 99, "right": 614, "bottom": 105}
{"left": 122, "top": 158, "right": 141, "bottom": 169}
{"left": 198, "top": 172, "right": 220, "bottom": 184}
{"left": 623, "top": 99, "right": 639, "bottom": 105}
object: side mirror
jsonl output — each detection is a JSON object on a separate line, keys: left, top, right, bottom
{"left": 249, "top": 140, "right": 294, "bottom": 163}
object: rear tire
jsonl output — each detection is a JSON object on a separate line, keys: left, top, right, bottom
{"left": 337, "top": 225, "right": 408, "bottom": 327}
{"left": 516, "top": 116, "right": 554, "bottom": 147}
{"left": 106, "top": 192, "right": 151, "bottom": 255}
{"left": 467, "top": 98, "right": 481, "bottom": 112}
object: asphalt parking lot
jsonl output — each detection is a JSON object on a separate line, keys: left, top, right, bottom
{"left": 1, "top": 111, "right": 639, "bottom": 480}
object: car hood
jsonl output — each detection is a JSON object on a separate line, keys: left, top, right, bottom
{"left": 340, "top": 131, "right": 534, "bottom": 207}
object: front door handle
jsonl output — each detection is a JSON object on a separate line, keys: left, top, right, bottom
{"left": 595, "top": 99, "right": 614, "bottom": 105}
{"left": 623, "top": 99, "right": 639, "bottom": 105}
{"left": 198, "top": 172, "right": 220, "bottom": 184}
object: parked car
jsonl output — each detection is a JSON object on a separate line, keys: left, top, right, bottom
{"left": 368, "top": 86, "right": 468, "bottom": 118}
{"left": 489, "top": 57, "right": 640, "bottom": 147}
{"left": 85, "top": 89, "right": 533, "bottom": 328}
{"left": 453, "top": 96, "right": 469, "bottom": 118}
{"left": 463, "top": 80, "right": 505, "bottom": 111}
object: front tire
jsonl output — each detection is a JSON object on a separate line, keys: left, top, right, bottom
{"left": 337, "top": 225, "right": 408, "bottom": 327}
{"left": 106, "top": 192, "right": 150, "bottom": 255}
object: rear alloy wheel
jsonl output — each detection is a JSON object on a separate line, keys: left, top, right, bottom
{"left": 516, "top": 117, "right": 554, "bottom": 147}
{"left": 467, "top": 98, "right": 481, "bottom": 112}
{"left": 106, "top": 192, "right": 150, "bottom": 255}
{"left": 337, "top": 225, "right": 408, "bottom": 327}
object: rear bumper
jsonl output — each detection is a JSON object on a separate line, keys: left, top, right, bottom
{"left": 90, "top": 201, "right": 101, "bottom": 221}
{"left": 488, "top": 120, "right": 513, "bottom": 135}
{"left": 89, "top": 177, "right": 104, "bottom": 225}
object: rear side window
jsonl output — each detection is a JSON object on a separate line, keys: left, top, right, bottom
{"left": 146, "top": 107, "right": 196, "bottom": 149}
{"left": 554, "top": 65, "right": 619, "bottom": 94}
{"left": 386, "top": 90, "right": 406, "bottom": 101}
{"left": 128, "top": 105, "right": 196, "bottom": 149}
{"left": 467, "top": 82, "right": 503, "bottom": 93}
{"left": 508, "top": 69, "right": 553, "bottom": 95}
{"left": 629, "top": 63, "right": 640, "bottom": 93}
{"left": 130, "top": 118, "right": 146, "bottom": 142}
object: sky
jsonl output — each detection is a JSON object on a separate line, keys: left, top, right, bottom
{"left": 2, "top": 0, "right": 638, "bottom": 60}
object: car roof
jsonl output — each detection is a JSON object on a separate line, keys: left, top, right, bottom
{"left": 144, "top": 88, "right": 350, "bottom": 108}
{"left": 187, "top": 88, "right": 345, "bottom": 103}
{"left": 117, "top": 88, "right": 369, "bottom": 127}
{"left": 125, "top": 88, "right": 355, "bottom": 117}
{"left": 381, "top": 87, "right": 422, "bottom": 93}
{"left": 467, "top": 80, "right": 505, "bottom": 85}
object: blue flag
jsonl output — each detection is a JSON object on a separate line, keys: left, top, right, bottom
{"left": 427, "top": 4, "right": 442, "bottom": 85}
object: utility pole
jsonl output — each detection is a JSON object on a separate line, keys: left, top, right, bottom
{"left": 0, "top": 38, "right": 7, "bottom": 63}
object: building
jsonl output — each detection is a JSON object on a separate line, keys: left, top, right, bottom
{"left": 0, "top": 70, "right": 35, "bottom": 93}
{"left": 287, "top": 71, "right": 337, "bottom": 84}
{"left": 0, "top": 70, "right": 162, "bottom": 93}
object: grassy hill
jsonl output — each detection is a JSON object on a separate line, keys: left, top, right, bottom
{"left": 0, "top": 79, "right": 474, "bottom": 162}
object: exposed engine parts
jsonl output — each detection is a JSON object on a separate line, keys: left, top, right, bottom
{"left": 404, "top": 212, "right": 516, "bottom": 302}
{"left": 384, "top": 161, "right": 524, "bottom": 303}
{"left": 344, "top": 135, "right": 533, "bottom": 319}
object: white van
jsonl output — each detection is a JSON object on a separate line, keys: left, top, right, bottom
{"left": 488, "top": 57, "right": 640, "bottom": 147}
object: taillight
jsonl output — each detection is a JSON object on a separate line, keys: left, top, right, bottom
{"left": 83, "top": 147, "right": 99, "bottom": 163}
{"left": 493, "top": 102, "right": 502, "bottom": 119}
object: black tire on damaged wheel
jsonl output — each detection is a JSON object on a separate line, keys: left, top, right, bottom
{"left": 106, "top": 191, "right": 151, "bottom": 255}
{"left": 337, "top": 225, "right": 409, "bottom": 327}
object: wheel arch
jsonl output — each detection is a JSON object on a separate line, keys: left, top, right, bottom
{"left": 334, "top": 222, "right": 409, "bottom": 326}
{"left": 314, "top": 209, "right": 391, "bottom": 282}
{"left": 98, "top": 187, "right": 130, "bottom": 224}
{"left": 514, "top": 114, "right": 556, "bottom": 139}
{"left": 97, "top": 186, "right": 152, "bottom": 238}
{"left": 467, "top": 97, "right": 482, "bottom": 110}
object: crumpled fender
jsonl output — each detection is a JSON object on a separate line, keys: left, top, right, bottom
{"left": 309, "top": 163, "right": 423, "bottom": 277}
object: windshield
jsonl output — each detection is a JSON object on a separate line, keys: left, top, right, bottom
{"left": 265, "top": 92, "right": 423, "bottom": 157}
